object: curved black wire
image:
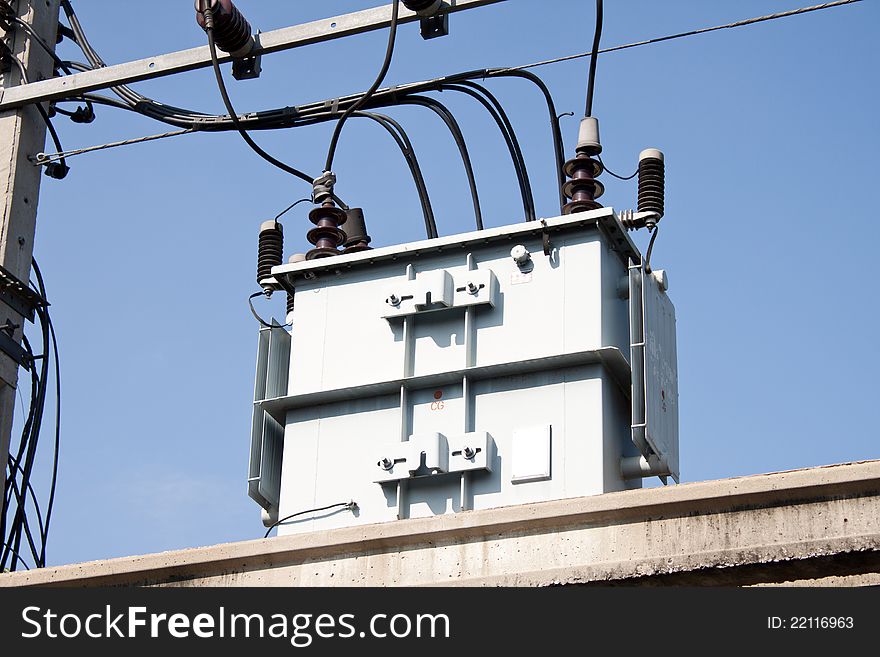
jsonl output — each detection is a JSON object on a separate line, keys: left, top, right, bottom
{"left": 6, "top": 472, "right": 41, "bottom": 565}
{"left": 585, "top": 0, "right": 604, "bottom": 117}
{"left": 248, "top": 292, "right": 281, "bottom": 329}
{"left": 7, "top": 458, "right": 45, "bottom": 545}
{"left": 7, "top": 13, "right": 92, "bottom": 116}
{"left": 60, "top": 1, "right": 208, "bottom": 124}
{"left": 598, "top": 155, "right": 638, "bottom": 180}
{"left": 270, "top": 108, "right": 438, "bottom": 238}
{"left": 50, "top": 7, "right": 566, "bottom": 227}
{"left": 485, "top": 69, "right": 566, "bottom": 214}
{"left": 456, "top": 81, "right": 535, "bottom": 222}
{"left": 7, "top": 57, "right": 68, "bottom": 174}
{"left": 441, "top": 83, "right": 536, "bottom": 222}
{"left": 4, "top": 328, "right": 48, "bottom": 571}
{"left": 264, "top": 501, "right": 356, "bottom": 538}
{"left": 1, "top": 319, "right": 47, "bottom": 571}
{"left": 0, "top": 541, "right": 30, "bottom": 570}
{"left": 354, "top": 111, "right": 437, "bottom": 238}
{"left": 324, "top": 0, "right": 401, "bottom": 173}
{"left": 274, "top": 198, "right": 311, "bottom": 221}
{"left": 204, "top": 19, "right": 317, "bottom": 189}
{"left": 32, "top": 260, "right": 59, "bottom": 568}
{"left": 645, "top": 226, "right": 659, "bottom": 272}
{"left": 388, "top": 95, "right": 484, "bottom": 230}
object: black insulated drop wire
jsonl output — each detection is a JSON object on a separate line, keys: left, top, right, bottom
{"left": 598, "top": 155, "right": 638, "bottom": 180}
{"left": 324, "top": 0, "right": 401, "bottom": 173}
{"left": 391, "top": 96, "right": 484, "bottom": 231}
{"left": 442, "top": 83, "right": 536, "bottom": 223}
{"left": 264, "top": 502, "right": 357, "bottom": 538}
{"left": 355, "top": 111, "right": 438, "bottom": 239}
{"left": 487, "top": 69, "right": 567, "bottom": 214}
{"left": 456, "top": 81, "right": 535, "bottom": 222}
{"left": 203, "top": 7, "right": 330, "bottom": 199}
{"left": 31, "top": 259, "right": 60, "bottom": 568}
{"left": 5, "top": 56, "right": 69, "bottom": 178}
{"left": 584, "top": 0, "right": 603, "bottom": 117}
{"left": 256, "top": 108, "right": 439, "bottom": 238}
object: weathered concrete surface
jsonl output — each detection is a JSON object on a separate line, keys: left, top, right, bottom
{"left": 2, "top": 460, "right": 879, "bottom": 587}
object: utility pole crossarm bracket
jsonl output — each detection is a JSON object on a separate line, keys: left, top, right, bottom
{"left": 0, "top": 0, "right": 506, "bottom": 112}
{"left": 0, "top": 263, "right": 47, "bottom": 323}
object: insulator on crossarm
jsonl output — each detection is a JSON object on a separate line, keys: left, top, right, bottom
{"left": 195, "top": 0, "right": 254, "bottom": 58}
{"left": 402, "top": 0, "right": 444, "bottom": 16}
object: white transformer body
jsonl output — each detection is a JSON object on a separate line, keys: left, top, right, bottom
{"left": 253, "top": 208, "right": 678, "bottom": 535}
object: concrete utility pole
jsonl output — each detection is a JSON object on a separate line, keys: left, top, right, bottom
{"left": 0, "top": 0, "right": 61, "bottom": 499}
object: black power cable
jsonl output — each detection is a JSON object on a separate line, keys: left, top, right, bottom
{"left": 273, "top": 197, "right": 311, "bottom": 222}
{"left": 262, "top": 109, "right": 439, "bottom": 238}
{"left": 488, "top": 69, "right": 566, "bottom": 214}
{"left": 7, "top": 458, "right": 45, "bottom": 543}
{"left": 202, "top": 10, "right": 318, "bottom": 189}
{"left": 598, "top": 155, "right": 638, "bottom": 180}
{"left": 0, "top": 259, "right": 60, "bottom": 571}
{"left": 392, "top": 96, "right": 483, "bottom": 230}
{"left": 584, "top": 0, "right": 603, "bottom": 117}
{"left": 5, "top": 53, "right": 69, "bottom": 178}
{"left": 2, "top": 316, "right": 48, "bottom": 571}
{"left": 248, "top": 291, "right": 282, "bottom": 330}
{"left": 32, "top": 260, "right": 60, "bottom": 568}
{"left": 441, "top": 83, "right": 535, "bottom": 223}
{"left": 4, "top": 12, "right": 95, "bottom": 121}
{"left": 264, "top": 501, "right": 356, "bottom": 538}
{"left": 456, "top": 81, "right": 537, "bottom": 222}
{"left": 644, "top": 226, "right": 659, "bottom": 273}
{"left": 2, "top": 331, "right": 46, "bottom": 571}
{"left": 355, "top": 110, "right": 437, "bottom": 238}
{"left": 0, "top": 541, "right": 30, "bottom": 571}
{"left": 324, "top": 0, "right": 401, "bottom": 173}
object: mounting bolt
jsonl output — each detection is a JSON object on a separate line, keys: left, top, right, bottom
{"left": 462, "top": 446, "right": 476, "bottom": 459}
{"left": 379, "top": 457, "right": 394, "bottom": 471}
{"left": 386, "top": 294, "right": 400, "bottom": 306}
{"left": 511, "top": 245, "right": 531, "bottom": 266}
{"left": 466, "top": 282, "right": 479, "bottom": 295}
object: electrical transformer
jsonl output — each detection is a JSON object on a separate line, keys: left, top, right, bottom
{"left": 250, "top": 207, "right": 678, "bottom": 535}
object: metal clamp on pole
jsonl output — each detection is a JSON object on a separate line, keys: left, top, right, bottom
{"left": 0, "top": 265, "right": 48, "bottom": 370}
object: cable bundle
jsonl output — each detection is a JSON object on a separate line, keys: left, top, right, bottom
{"left": 1, "top": 260, "right": 61, "bottom": 572}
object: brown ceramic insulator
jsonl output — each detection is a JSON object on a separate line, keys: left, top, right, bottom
{"left": 343, "top": 242, "right": 372, "bottom": 254}
{"left": 562, "top": 155, "right": 605, "bottom": 215}
{"left": 338, "top": 208, "right": 372, "bottom": 254}
{"left": 306, "top": 204, "right": 347, "bottom": 260}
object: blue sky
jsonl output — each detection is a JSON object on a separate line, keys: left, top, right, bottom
{"left": 9, "top": 0, "right": 878, "bottom": 567}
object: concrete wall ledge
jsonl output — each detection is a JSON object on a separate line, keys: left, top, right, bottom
{"left": 3, "top": 460, "right": 879, "bottom": 587}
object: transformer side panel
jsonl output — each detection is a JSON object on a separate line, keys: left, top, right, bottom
{"left": 277, "top": 366, "right": 628, "bottom": 535}
{"left": 643, "top": 272, "right": 680, "bottom": 481}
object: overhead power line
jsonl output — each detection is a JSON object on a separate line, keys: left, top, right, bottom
{"left": 33, "top": 0, "right": 861, "bottom": 168}
{"left": 500, "top": 0, "right": 863, "bottom": 74}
